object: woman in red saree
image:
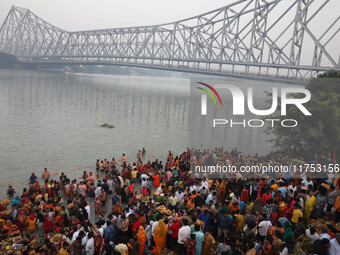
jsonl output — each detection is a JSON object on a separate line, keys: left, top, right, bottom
{"left": 16, "top": 210, "right": 27, "bottom": 230}
{"left": 94, "top": 234, "right": 104, "bottom": 255}
{"left": 141, "top": 186, "right": 149, "bottom": 196}
{"left": 72, "top": 216, "right": 80, "bottom": 226}
{"left": 154, "top": 219, "right": 167, "bottom": 254}
{"left": 44, "top": 217, "right": 54, "bottom": 234}
{"left": 153, "top": 173, "right": 159, "bottom": 188}
{"left": 241, "top": 188, "right": 249, "bottom": 203}
{"left": 132, "top": 219, "right": 142, "bottom": 233}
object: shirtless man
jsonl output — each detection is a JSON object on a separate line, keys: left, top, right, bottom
{"left": 122, "top": 154, "right": 127, "bottom": 163}
{"left": 110, "top": 158, "right": 117, "bottom": 169}
{"left": 71, "top": 179, "right": 78, "bottom": 197}
{"left": 100, "top": 160, "right": 104, "bottom": 171}
{"left": 104, "top": 162, "right": 110, "bottom": 173}
{"left": 42, "top": 168, "right": 50, "bottom": 180}
{"left": 96, "top": 159, "right": 100, "bottom": 171}
{"left": 64, "top": 180, "right": 71, "bottom": 198}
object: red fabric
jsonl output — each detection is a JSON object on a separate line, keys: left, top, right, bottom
{"left": 128, "top": 184, "right": 135, "bottom": 194}
{"left": 262, "top": 193, "right": 272, "bottom": 205}
{"left": 259, "top": 242, "right": 273, "bottom": 255}
{"left": 131, "top": 220, "right": 142, "bottom": 233}
{"left": 241, "top": 189, "right": 249, "bottom": 202}
{"left": 284, "top": 207, "right": 294, "bottom": 221}
{"left": 271, "top": 212, "right": 279, "bottom": 224}
{"left": 169, "top": 219, "right": 180, "bottom": 239}
{"left": 44, "top": 218, "right": 54, "bottom": 234}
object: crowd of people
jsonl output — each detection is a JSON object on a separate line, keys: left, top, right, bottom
{"left": 1, "top": 148, "right": 340, "bottom": 255}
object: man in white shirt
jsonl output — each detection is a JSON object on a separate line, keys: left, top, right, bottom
{"left": 177, "top": 219, "right": 191, "bottom": 255}
{"left": 85, "top": 231, "right": 94, "bottom": 255}
{"left": 301, "top": 177, "right": 313, "bottom": 187}
{"left": 205, "top": 191, "right": 217, "bottom": 206}
{"left": 176, "top": 189, "right": 185, "bottom": 205}
{"left": 72, "top": 226, "right": 80, "bottom": 242}
{"left": 93, "top": 222, "right": 104, "bottom": 237}
{"left": 85, "top": 203, "right": 91, "bottom": 221}
{"left": 306, "top": 227, "right": 319, "bottom": 244}
{"left": 201, "top": 178, "right": 209, "bottom": 188}
{"left": 287, "top": 183, "right": 297, "bottom": 193}
{"left": 199, "top": 185, "right": 209, "bottom": 196}
{"left": 107, "top": 179, "right": 113, "bottom": 193}
{"left": 258, "top": 215, "right": 272, "bottom": 240}
{"left": 95, "top": 185, "right": 102, "bottom": 198}
{"left": 329, "top": 233, "right": 340, "bottom": 255}
{"left": 118, "top": 176, "right": 124, "bottom": 189}
{"left": 189, "top": 184, "right": 197, "bottom": 193}
{"left": 151, "top": 219, "right": 159, "bottom": 237}
{"left": 319, "top": 226, "right": 332, "bottom": 240}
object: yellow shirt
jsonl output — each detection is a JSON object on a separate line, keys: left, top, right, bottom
{"left": 59, "top": 247, "right": 69, "bottom": 255}
{"left": 291, "top": 209, "right": 303, "bottom": 223}
{"left": 131, "top": 170, "right": 138, "bottom": 178}
{"left": 271, "top": 184, "right": 278, "bottom": 192}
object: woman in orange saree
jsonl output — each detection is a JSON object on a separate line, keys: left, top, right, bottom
{"left": 304, "top": 193, "right": 316, "bottom": 220}
{"left": 153, "top": 173, "right": 159, "bottom": 188}
{"left": 26, "top": 214, "right": 37, "bottom": 233}
{"left": 114, "top": 202, "right": 123, "bottom": 213}
{"left": 235, "top": 213, "right": 246, "bottom": 238}
{"left": 3, "top": 220, "right": 13, "bottom": 236}
{"left": 154, "top": 219, "right": 167, "bottom": 254}
{"left": 202, "top": 232, "right": 214, "bottom": 255}
{"left": 137, "top": 226, "right": 147, "bottom": 255}
{"left": 218, "top": 179, "right": 227, "bottom": 202}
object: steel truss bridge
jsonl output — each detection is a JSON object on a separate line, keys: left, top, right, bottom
{"left": 0, "top": 0, "right": 339, "bottom": 80}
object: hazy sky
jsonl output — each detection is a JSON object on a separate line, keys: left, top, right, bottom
{"left": 0, "top": 0, "right": 338, "bottom": 66}
{"left": 0, "top": 0, "right": 237, "bottom": 31}
{"left": 0, "top": 0, "right": 338, "bottom": 32}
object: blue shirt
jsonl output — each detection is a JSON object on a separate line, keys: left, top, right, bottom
{"left": 103, "top": 225, "right": 115, "bottom": 241}
{"left": 205, "top": 194, "right": 216, "bottom": 205}
{"left": 240, "top": 201, "right": 246, "bottom": 211}
{"left": 217, "top": 214, "right": 231, "bottom": 230}
{"left": 11, "top": 209, "right": 17, "bottom": 220}
{"left": 278, "top": 217, "right": 291, "bottom": 229}
{"left": 277, "top": 187, "right": 287, "bottom": 198}
{"left": 112, "top": 195, "right": 120, "bottom": 206}
{"left": 198, "top": 213, "right": 210, "bottom": 233}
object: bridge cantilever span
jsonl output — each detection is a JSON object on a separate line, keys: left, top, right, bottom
{"left": 0, "top": 0, "right": 339, "bottom": 80}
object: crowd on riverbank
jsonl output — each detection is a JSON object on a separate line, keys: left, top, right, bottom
{"left": 1, "top": 148, "right": 340, "bottom": 255}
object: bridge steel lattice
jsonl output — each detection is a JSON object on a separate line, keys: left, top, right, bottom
{"left": 0, "top": 0, "right": 339, "bottom": 80}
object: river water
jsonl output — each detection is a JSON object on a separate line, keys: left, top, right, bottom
{"left": 0, "top": 69, "right": 302, "bottom": 197}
